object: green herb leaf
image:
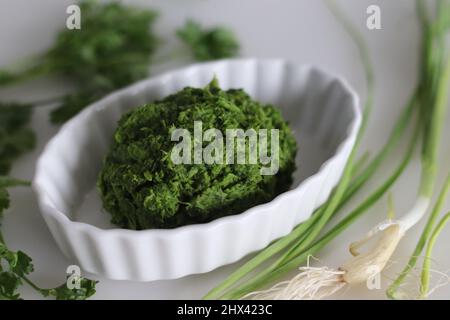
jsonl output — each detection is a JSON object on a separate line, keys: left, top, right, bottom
{"left": 0, "top": 244, "right": 33, "bottom": 276}
{"left": 0, "top": 271, "right": 22, "bottom": 300}
{"left": 10, "top": 251, "right": 34, "bottom": 277}
{"left": 0, "top": 177, "right": 29, "bottom": 219}
{"left": 0, "top": 221, "right": 97, "bottom": 300}
{"left": 0, "top": 244, "right": 97, "bottom": 300}
{"left": 42, "top": 278, "right": 98, "bottom": 300}
{"left": 0, "top": 243, "right": 33, "bottom": 300}
{"left": 1, "top": 0, "right": 160, "bottom": 124}
{"left": 0, "top": 178, "right": 98, "bottom": 300}
{"left": 45, "top": 0, "right": 159, "bottom": 123}
{"left": 0, "top": 70, "right": 17, "bottom": 86}
{"left": 0, "top": 103, "right": 36, "bottom": 175}
{"left": 0, "top": 188, "right": 10, "bottom": 219}
{"left": 46, "top": 0, "right": 159, "bottom": 92}
{"left": 50, "top": 91, "right": 99, "bottom": 124}
{"left": 177, "top": 20, "right": 239, "bottom": 61}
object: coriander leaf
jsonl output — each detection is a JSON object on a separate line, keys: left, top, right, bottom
{"left": 50, "top": 91, "right": 100, "bottom": 124}
{"left": 2, "top": 0, "right": 160, "bottom": 124}
{"left": 0, "top": 181, "right": 33, "bottom": 300}
{"left": 0, "top": 271, "right": 22, "bottom": 300}
{"left": 42, "top": 278, "right": 98, "bottom": 300}
{"left": 0, "top": 237, "right": 97, "bottom": 300}
{"left": 0, "top": 243, "right": 34, "bottom": 276}
{"left": 0, "top": 173, "right": 96, "bottom": 301}
{"left": 46, "top": 0, "right": 159, "bottom": 92}
{"left": 0, "top": 242, "right": 16, "bottom": 265}
{"left": 10, "top": 251, "right": 34, "bottom": 277}
{"left": 0, "top": 70, "right": 16, "bottom": 86}
{"left": 0, "top": 244, "right": 30, "bottom": 300}
{"left": 45, "top": 0, "right": 159, "bottom": 123}
{"left": 0, "top": 102, "right": 33, "bottom": 130}
{"left": 0, "top": 188, "right": 9, "bottom": 219}
{"left": 46, "top": 1, "right": 159, "bottom": 90}
{"left": 0, "top": 103, "right": 36, "bottom": 175}
{"left": 0, "top": 177, "right": 29, "bottom": 219}
{"left": 177, "top": 20, "right": 240, "bottom": 61}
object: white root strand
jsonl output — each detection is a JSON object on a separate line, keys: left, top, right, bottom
{"left": 243, "top": 266, "right": 346, "bottom": 300}
{"left": 244, "top": 224, "right": 405, "bottom": 300}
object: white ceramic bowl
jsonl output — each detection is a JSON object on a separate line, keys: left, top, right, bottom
{"left": 33, "top": 59, "right": 360, "bottom": 281}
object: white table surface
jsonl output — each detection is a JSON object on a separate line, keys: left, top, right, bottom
{"left": 1, "top": 0, "right": 449, "bottom": 300}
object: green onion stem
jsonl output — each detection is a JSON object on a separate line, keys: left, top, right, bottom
{"left": 420, "top": 211, "right": 450, "bottom": 298}
{"left": 419, "top": 56, "right": 450, "bottom": 198}
{"left": 387, "top": 174, "right": 450, "bottom": 298}
{"left": 202, "top": 208, "right": 322, "bottom": 300}
{"left": 203, "top": 0, "right": 419, "bottom": 300}
{"left": 263, "top": 0, "right": 375, "bottom": 275}
{"left": 220, "top": 117, "right": 419, "bottom": 300}
{"left": 351, "top": 152, "right": 370, "bottom": 177}
{"left": 386, "top": 0, "right": 450, "bottom": 299}
{"left": 398, "top": 54, "right": 450, "bottom": 232}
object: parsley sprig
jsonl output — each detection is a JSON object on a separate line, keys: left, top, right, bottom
{"left": 0, "top": 177, "right": 97, "bottom": 300}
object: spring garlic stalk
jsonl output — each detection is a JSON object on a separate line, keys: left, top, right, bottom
{"left": 420, "top": 211, "right": 450, "bottom": 298}
{"left": 203, "top": 0, "right": 414, "bottom": 299}
{"left": 238, "top": 0, "right": 450, "bottom": 300}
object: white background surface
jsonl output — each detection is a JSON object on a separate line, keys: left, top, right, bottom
{"left": 0, "top": 0, "right": 449, "bottom": 300}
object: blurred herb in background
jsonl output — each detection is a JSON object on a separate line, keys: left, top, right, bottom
{"left": 1, "top": 0, "right": 159, "bottom": 124}
{"left": 0, "top": 0, "right": 240, "bottom": 124}
{"left": 0, "top": 103, "right": 35, "bottom": 175}
{"left": 177, "top": 20, "right": 240, "bottom": 61}
{"left": 47, "top": 0, "right": 160, "bottom": 123}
